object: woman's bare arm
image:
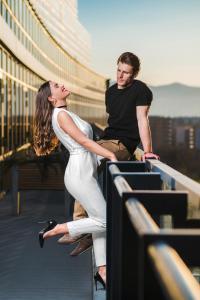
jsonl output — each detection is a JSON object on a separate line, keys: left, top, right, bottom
{"left": 57, "top": 111, "right": 117, "bottom": 161}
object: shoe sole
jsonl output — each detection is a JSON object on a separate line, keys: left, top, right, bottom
{"left": 58, "top": 233, "right": 91, "bottom": 245}
{"left": 70, "top": 244, "right": 93, "bottom": 256}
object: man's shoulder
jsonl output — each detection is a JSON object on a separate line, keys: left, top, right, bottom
{"left": 133, "top": 80, "right": 153, "bottom": 104}
{"left": 132, "top": 79, "right": 151, "bottom": 91}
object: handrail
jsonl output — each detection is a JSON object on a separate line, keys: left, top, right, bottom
{"left": 109, "top": 164, "right": 133, "bottom": 196}
{"left": 113, "top": 176, "right": 133, "bottom": 196}
{"left": 126, "top": 198, "right": 159, "bottom": 234}
{"left": 107, "top": 161, "right": 200, "bottom": 299}
{"left": 0, "top": 143, "right": 31, "bottom": 162}
{"left": 148, "top": 242, "right": 200, "bottom": 300}
{"left": 134, "top": 148, "right": 200, "bottom": 219}
{"left": 109, "top": 164, "right": 121, "bottom": 175}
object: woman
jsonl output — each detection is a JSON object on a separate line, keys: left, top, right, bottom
{"left": 34, "top": 81, "right": 117, "bottom": 286}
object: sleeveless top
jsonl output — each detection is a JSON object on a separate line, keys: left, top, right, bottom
{"left": 52, "top": 108, "right": 93, "bottom": 155}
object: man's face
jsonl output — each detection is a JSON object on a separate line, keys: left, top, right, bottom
{"left": 117, "top": 62, "right": 134, "bottom": 88}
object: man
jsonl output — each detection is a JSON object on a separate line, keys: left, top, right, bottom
{"left": 58, "top": 52, "right": 159, "bottom": 255}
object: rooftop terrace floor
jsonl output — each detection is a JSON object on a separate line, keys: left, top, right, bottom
{"left": 0, "top": 190, "right": 97, "bottom": 300}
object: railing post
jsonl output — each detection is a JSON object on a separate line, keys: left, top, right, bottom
{"left": 106, "top": 162, "right": 147, "bottom": 300}
{"left": 106, "top": 162, "right": 121, "bottom": 300}
{"left": 11, "top": 164, "right": 19, "bottom": 215}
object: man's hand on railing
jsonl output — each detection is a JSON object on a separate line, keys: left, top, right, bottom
{"left": 142, "top": 152, "right": 160, "bottom": 162}
{"left": 110, "top": 154, "right": 118, "bottom": 162}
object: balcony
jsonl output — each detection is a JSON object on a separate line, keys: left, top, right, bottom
{"left": 1, "top": 146, "right": 200, "bottom": 299}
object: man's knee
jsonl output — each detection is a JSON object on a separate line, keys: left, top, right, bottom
{"left": 97, "top": 139, "right": 119, "bottom": 153}
{"left": 97, "top": 139, "right": 131, "bottom": 161}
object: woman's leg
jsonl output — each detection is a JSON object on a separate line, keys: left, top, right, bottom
{"left": 45, "top": 154, "right": 106, "bottom": 268}
{"left": 72, "top": 140, "right": 130, "bottom": 222}
{"left": 92, "top": 231, "right": 106, "bottom": 267}
{"left": 44, "top": 223, "right": 106, "bottom": 281}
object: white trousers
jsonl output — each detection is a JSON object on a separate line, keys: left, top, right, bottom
{"left": 65, "top": 151, "right": 106, "bottom": 267}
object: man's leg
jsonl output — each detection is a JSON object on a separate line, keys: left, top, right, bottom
{"left": 97, "top": 139, "right": 131, "bottom": 161}
{"left": 73, "top": 200, "right": 88, "bottom": 220}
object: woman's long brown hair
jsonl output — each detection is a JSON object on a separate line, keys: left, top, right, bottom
{"left": 33, "top": 81, "right": 58, "bottom": 156}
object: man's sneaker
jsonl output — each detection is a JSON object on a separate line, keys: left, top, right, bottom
{"left": 70, "top": 234, "right": 93, "bottom": 256}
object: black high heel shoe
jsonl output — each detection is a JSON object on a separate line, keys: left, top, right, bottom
{"left": 39, "top": 219, "right": 57, "bottom": 248}
{"left": 94, "top": 272, "right": 106, "bottom": 290}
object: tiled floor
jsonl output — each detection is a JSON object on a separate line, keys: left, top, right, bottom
{"left": 94, "top": 288, "right": 106, "bottom": 300}
{"left": 0, "top": 190, "right": 93, "bottom": 300}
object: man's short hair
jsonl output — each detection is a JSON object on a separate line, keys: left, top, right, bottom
{"left": 117, "top": 52, "right": 140, "bottom": 77}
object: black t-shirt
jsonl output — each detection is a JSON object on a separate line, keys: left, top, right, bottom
{"left": 102, "top": 80, "right": 153, "bottom": 153}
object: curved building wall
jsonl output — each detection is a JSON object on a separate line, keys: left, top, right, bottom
{"left": 29, "top": 0, "right": 91, "bottom": 66}
{"left": 0, "top": 0, "right": 107, "bottom": 156}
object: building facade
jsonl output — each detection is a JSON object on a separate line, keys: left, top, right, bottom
{"left": 29, "top": 0, "right": 91, "bottom": 66}
{"left": 150, "top": 116, "right": 200, "bottom": 151}
{"left": 149, "top": 117, "right": 173, "bottom": 150}
{"left": 0, "top": 0, "right": 107, "bottom": 156}
{"left": 195, "top": 127, "right": 200, "bottom": 150}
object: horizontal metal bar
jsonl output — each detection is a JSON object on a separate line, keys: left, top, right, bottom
{"left": 134, "top": 147, "right": 200, "bottom": 219}
{"left": 109, "top": 163, "right": 159, "bottom": 177}
{"left": 148, "top": 242, "right": 200, "bottom": 300}
{"left": 113, "top": 175, "right": 133, "bottom": 196}
{"left": 0, "top": 143, "right": 31, "bottom": 161}
{"left": 126, "top": 198, "right": 159, "bottom": 234}
{"left": 109, "top": 163, "right": 121, "bottom": 175}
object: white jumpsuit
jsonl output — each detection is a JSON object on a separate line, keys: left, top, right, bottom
{"left": 52, "top": 108, "right": 106, "bottom": 267}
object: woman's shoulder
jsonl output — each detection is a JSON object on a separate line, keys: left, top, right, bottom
{"left": 55, "top": 109, "right": 80, "bottom": 124}
{"left": 54, "top": 108, "right": 70, "bottom": 116}
{"left": 53, "top": 108, "right": 70, "bottom": 123}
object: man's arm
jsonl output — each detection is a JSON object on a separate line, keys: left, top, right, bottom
{"left": 136, "top": 106, "right": 159, "bottom": 161}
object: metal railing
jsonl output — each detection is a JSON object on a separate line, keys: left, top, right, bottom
{"left": 0, "top": 146, "right": 69, "bottom": 215}
{"left": 134, "top": 148, "right": 200, "bottom": 219}
{"left": 148, "top": 242, "right": 200, "bottom": 300}
{"left": 106, "top": 161, "right": 200, "bottom": 300}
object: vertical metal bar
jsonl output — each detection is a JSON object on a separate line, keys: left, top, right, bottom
{"left": 11, "top": 163, "right": 18, "bottom": 216}
{"left": 11, "top": 164, "right": 18, "bottom": 216}
{"left": 17, "top": 191, "right": 20, "bottom": 215}
{"left": 106, "top": 162, "right": 113, "bottom": 300}
{"left": 106, "top": 163, "right": 123, "bottom": 300}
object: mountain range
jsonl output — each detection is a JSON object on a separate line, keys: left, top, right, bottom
{"left": 150, "top": 83, "right": 200, "bottom": 117}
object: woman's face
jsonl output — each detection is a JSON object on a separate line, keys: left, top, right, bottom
{"left": 49, "top": 81, "right": 70, "bottom": 100}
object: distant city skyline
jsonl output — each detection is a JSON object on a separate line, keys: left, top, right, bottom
{"left": 78, "top": 0, "right": 200, "bottom": 87}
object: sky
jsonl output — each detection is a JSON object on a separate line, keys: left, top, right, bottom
{"left": 78, "top": 0, "right": 200, "bottom": 87}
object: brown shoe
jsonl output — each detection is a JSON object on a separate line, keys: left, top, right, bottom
{"left": 70, "top": 234, "right": 93, "bottom": 256}
{"left": 57, "top": 233, "right": 87, "bottom": 245}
